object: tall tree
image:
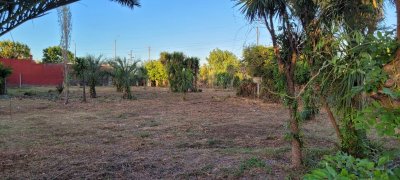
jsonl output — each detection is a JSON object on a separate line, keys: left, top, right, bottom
{"left": 185, "top": 57, "right": 200, "bottom": 90}
{"left": 58, "top": 5, "right": 72, "bottom": 104}
{"left": 144, "top": 60, "right": 168, "bottom": 86}
{"left": 206, "top": 49, "right": 240, "bottom": 88}
{"left": 0, "top": 0, "right": 140, "bottom": 36}
{"left": 165, "top": 52, "right": 199, "bottom": 92}
{"left": 0, "top": 40, "right": 31, "bottom": 59}
{"left": 42, "top": 46, "right": 74, "bottom": 64}
{"left": 236, "top": 0, "right": 303, "bottom": 168}
{"left": 242, "top": 45, "right": 275, "bottom": 77}
{"left": 72, "top": 57, "right": 88, "bottom": 102}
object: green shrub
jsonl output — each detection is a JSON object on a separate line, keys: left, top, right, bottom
{"left": 235, "top": 157, "right": 269, "bottom": 176}
{"left": 165, "top": 52, "right": 199, "bottom": 92}
{"left": 215, "top": 72, "right": 232, "bottom": 89}
{"left": 304, "top": 152, "right": 400, "bottom": 180}
{"left": 294, "top": 60, "right": 311, "bottom": 85}
{"left": 56, "top": 84, "right": 64, "bottom": 94}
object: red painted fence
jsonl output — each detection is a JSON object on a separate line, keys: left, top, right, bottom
{"left": 0, "top": 58, "right": 64, "bottom": 87}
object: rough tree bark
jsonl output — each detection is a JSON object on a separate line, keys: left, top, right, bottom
{"left": 321, "top": 96, "right": 342, "bottom": 142}
{"left": 264, "top": 14, "right": 302, "bottom": 168}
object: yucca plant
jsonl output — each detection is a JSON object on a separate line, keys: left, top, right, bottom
{"left": 110, "top": 57, "right": 139, "bottom": 99}
{"left": 72, "top": 57, "right": 88, "bottom": 102}
{"left": 85, "top": 55, "right": 104, "bottom": 98}
{"left": 0, "top": 63, "right": 12, "bottom": 95}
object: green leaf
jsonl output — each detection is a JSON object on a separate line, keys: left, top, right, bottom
{"left": 382, "top": 88, "right": 398, "bottom": 99}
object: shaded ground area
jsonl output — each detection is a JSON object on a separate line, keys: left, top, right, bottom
{"left": 0, "top": 86, "right": 387, "bottom": 179}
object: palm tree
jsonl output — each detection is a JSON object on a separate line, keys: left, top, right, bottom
{"left": 85, "top": 55, "right": 103, "bottom": 98}
{"left": 0, "top": 62, "right": 12, "bottom": 95}
{"left": 236, "top": 0, "right": 303, "bottom": 168}
{"left": 186, "top": 57, "right": 200, "bottom": 91}
{"left": 0, "top": 0, "right": 140, "bottom": 36}
{"left": 110, "top": 57, "right": 139, "bottom": 99}
{"left": 72, "top": 57, "right": 88, "bottom": 102}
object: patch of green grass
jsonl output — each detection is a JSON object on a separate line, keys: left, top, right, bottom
{"left": 136, "top": 131, "right": 151, "bottom": 138}
{"left": 220, "top": 147, "right": 257, "bottom": 154}
{"left": 140, "top": 120, "right": 161, "bottom": 127}
{"left": 117, "top": 113, "right": 127, "bottom": 119}
{"left": 207, "top": 138, "right": 224, "bottom": 148}
{"left": 263, "top": 146, "right": 291, "bottom": 159}
{"left": 303, "top": 147, "right": 336, "bottom": 169}
{"left": 221, "top": 146, "right": 290, "bottom": 157}
{"left": 176, "top": 141, "right": 203, "bottom": 149}
{"left": 235, "top": 157, "right": 271, "bottom": 176}
{"left": 7, "top": 87, "right": 59, "bottom": 99}
{"left": 0, "top": 124, "right": 11, "bottom": 134}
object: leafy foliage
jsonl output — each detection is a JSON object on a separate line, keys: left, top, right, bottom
{"left": 132, "top": 65, "right": 147, "bottom": 86}
{"left": 0, "top": 40, "right": 31, "bottom": 59}
{"left": 42, "top": 46, "right": 74, "bottom": 64}
{"left": 110, "top": 57, "right": 139, "bottom": 99}
{"left": 165, "top": 52, "right": 199, "bottom": 92}
{"left": 206, "top": 48, "right": 242, "bottom": 88}
{"left": 0, "top": 62, "right": 12, "bottom": 95}
{"left": 356, "top": 101, "right": 400, "bottom": 139}
{"left": 85, "top": 55, "right": 104, "bottom": 98}
{"left": 144, "top": 60, "right": 167, "bottom": 86}
{"left": 72, "top": 57, "right": 88, "bottom": 101}
{"left": 304, "top": 152, "right": 400, "bottom": 179}
{"left": 242, "top": 45, "right": 275, "bottom": 77}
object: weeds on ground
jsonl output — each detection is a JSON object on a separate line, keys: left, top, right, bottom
{"left": 235, "top": 157, "right": 271, "bottom": 176}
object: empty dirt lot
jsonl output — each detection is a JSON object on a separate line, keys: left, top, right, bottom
{"left": 1, "top": 87, "right": 394, "bottom": 179}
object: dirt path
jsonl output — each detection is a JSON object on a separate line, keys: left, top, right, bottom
{"left": 0, "top": 87, "right": 339, "bottom": 179}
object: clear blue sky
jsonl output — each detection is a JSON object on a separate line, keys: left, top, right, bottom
{"left": 0, "top": 0, "right": 397, "bottom": 65}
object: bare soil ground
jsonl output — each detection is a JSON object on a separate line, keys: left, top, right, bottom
{"left": 0, "top": 86, "right": 395, "bottom": 179}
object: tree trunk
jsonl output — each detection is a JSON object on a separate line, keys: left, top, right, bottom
{"left": 90, "top": 84, "right": 96, "bottom": 98}
{"left": 194, "top": 69, "right": 198, "bottom": 91}
{"left": 125, "top": 85, "right": 132, "bottom": 99}
{"left": 264, "top": 15, "right": 302, "bottom": 168}
{"left": 321, "top": 96, "right": 342, "bottom": 142}
{"left": 64, "top": 61, "right": 69, "bottom": 104}
{"left": 82, "top": 75, "right": 87, "bottom": 102}
{"left": 0, "top": 79, "right": 5, "bottom": 95}
{"left": 285, "top": 59, "right": 302, "bottom": 168}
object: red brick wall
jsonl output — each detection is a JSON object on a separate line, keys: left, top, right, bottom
{"left": 0, "top": 58, "right": 64, "bottom": 87}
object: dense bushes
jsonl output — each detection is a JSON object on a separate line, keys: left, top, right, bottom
{"left": 144, "top": 60, "right": 167, "bottom": 87}
{"left": 0, "top": 62, "right": 12, "bottom": 95}
{"left": 109, "top": 57, "right": 139, "bottom": 99}
{"left": 165, "top": 52, "right": 199, "bottom": 92}
{"left": 304, "top": 152, "right": 400, "bottom": 179}
{"left": 202, "top": 49, "right": 242, "bottom": 89}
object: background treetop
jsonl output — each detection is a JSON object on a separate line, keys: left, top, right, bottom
{"left": 42, "top": 46, "right": 74, "bottom": 64}
{"left": 0, "top": 40, "right": 31, "bottom": 59}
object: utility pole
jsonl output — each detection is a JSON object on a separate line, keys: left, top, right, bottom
{"left": 114, "top": 40, "right": 117, "bottom": 60}
{"left": 128, "top": 50, "right": 133, "bottom": 62}
{"left": 256, "top": 27, "right": 259, "bottom": 46}
{"left": 148, "top": 46, "right": 151, "bottom": 61}
{"left": 74, "top": 42, "right": 76, "bottom": 61}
